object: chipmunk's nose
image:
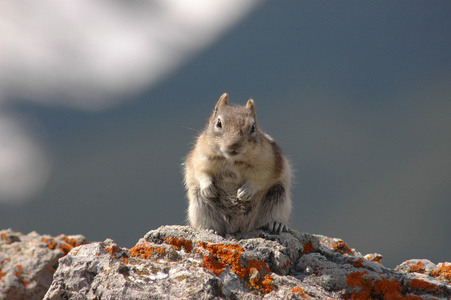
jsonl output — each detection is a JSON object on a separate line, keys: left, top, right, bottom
{"left": 229, "top": 141, "right": 242, "bottom": 150}
{"left": 226, "top": 140, "right": 243, "bottom": 157}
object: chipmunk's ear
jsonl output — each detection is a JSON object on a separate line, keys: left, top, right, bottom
{"left": 246, "top": 99, "right": 256, "bottom": 113}
{"left": 214, "top": 93, "right": 228, "bottom": 111}
{"left": 245, "top": 99, "right": 254, "bottom": 110}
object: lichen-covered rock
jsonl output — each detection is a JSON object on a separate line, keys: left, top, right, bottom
{"left": 0, "top": 229, "right": 88, "bottom": 300}
{"left": 43, "top": 225, "right": 451, "bottom": 299}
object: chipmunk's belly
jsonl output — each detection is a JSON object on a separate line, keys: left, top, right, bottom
{"left": 210, "top": 164, "right": 258, "bottom": 233}
{"left": 215, "top": 164, "right": 256, "bottom": 218}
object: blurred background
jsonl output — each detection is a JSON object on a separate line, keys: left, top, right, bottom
{"left": 1, "top": 1, "right": 450, "bottom": 268}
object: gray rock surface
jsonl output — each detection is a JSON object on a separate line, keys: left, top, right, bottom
{"left": 41, "top": 225, "right": 451, "bottom": 300}
{"left": 0, "top": 229, "right": 88, "bottom": 300}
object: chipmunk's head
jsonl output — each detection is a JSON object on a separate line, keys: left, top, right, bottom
{"left": 207, "top": 93, "right": 260, "bottom": 160}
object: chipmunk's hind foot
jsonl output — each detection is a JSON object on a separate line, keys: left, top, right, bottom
{"left": 260, "top": 221, "right": 289, "bottom": 234}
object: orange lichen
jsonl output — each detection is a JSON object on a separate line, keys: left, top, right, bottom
{"left": 62, "top": 236, "right": 80, "bottom": 247}
{"left": 105, "top": 246, "right": 120, "bottom": 256}
{"left": 345, "top": 271, "right": 422, "bottom": 300}
{"left": 42, "top": 236, "right": 87, "bottom": 255}
{"left": 302, "top": 241, "right": 316, "bottom": 254}
{"left": 348, "top": 258, "right": 365, "bottom": 269}
{"left": 282, "top": 259, "right": 290, "bottom": 269}
{"left": 372, "top": 277, "right": 403, "bottom": 299}
{"left": 59, "top": 237, "right": 82, "bottom": 254}
{"left": 202, "top": 255, "right": 226, "bottom": 276}
{"left": 199, "top": 242, "right": 243, "bottom": 276}
{"left": 346, "top": 271, "right": 372, "bottom": 298}
{"left": 250, "top": 273, "right": 273, "bottom": 294}
{"left": 373, "top": 257, "right": 383, "bottom": 264}
{"left": 247, "top": 259, "right": 271, "bottom": 274}
{"left": 409, "top": 279, "right": 438, "bottom": 293}
{"left": 0, "top": 270, "right": 5, "bottom": 280}
{"left": 129, "top": 243, "right": 166, "bottom": 259}
{"left": 164, "top": 237, "right": 193, "bottom": 253}
{"left": 331, "top": 240, "right": 353, "bottom": 255}
{"left": 198, "top": 242, "right": 273, "bottom": 293}
{"left": 406, "top": 261, "right": 426, "bottom": 273}
{"left": 291, "top": 286, "right": 309, "bottom": 298}
{"left": 14, "top": 267, "right": 28, "bottom": 287}
{"left": 364, "top": 254, "right": 383, "bottom": 264}
{"left": 60, "top": 244, "right": 73, "bottom": 255}
{"left": 16, "top": 275, "right": 29, "bottom": 286}
{"left": 429, "top": 263, "right": 451, "bottom": 282}
{"left": 43, "top": 238, "right": 57, "bottom": 250}
{"left": 0, "top": 233, "right": 15, "bottom": 244}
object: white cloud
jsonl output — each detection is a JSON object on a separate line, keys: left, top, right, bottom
{"left": 0, "top": 0, "right": 261, "bottom": 110}
{"left": 0, "top": 0, "right": 261, "bottom": 203}
{"left": 0, "top": 113, "right": 51, "bottom": 203}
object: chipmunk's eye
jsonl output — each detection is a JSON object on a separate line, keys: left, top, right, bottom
{"left": 216, "top": 118, "right": 222, "bottom": 128}
{"left": 250, "top": 123, "right": 256, "bottom": 134}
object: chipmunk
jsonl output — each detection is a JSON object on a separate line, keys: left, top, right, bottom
{"left": 184, "top": 93, "right": 292, "bottom": 235}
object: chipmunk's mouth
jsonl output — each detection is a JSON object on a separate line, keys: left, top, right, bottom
{"left": 227, "top": 150, "right": 239, "bottom": 156}
{"left": 221, "top": 146, "right": 243, "bottom": 159}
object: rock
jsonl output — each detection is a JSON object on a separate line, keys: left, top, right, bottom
{"left": 42, "top": 225, "right": 451, "bottom": 300}
{"left": 0, "top": 229, "right": 88, "bottom": 300}
{"left": 1, "top": 226, "right": 450, "bottom": 299}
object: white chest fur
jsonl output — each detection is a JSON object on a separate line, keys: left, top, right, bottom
{"left": 215, "top": 160, "right": 245, "bottom": 186}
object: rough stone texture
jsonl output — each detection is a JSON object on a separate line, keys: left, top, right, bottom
{"left": 0, "top": 229, "right": 88, "bottom": 300}
{"left": 42, "top": 225, "right": 451, "bottom": 300}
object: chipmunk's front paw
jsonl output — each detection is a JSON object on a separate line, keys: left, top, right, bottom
{"left": 237, "top": 183, "right": 256, "bottom": 201}
{"left": 200, "top": 182, "right": 217, "bottom": 199}
{"left": 261, "top": 221, "right": 289, "bottom": 234}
